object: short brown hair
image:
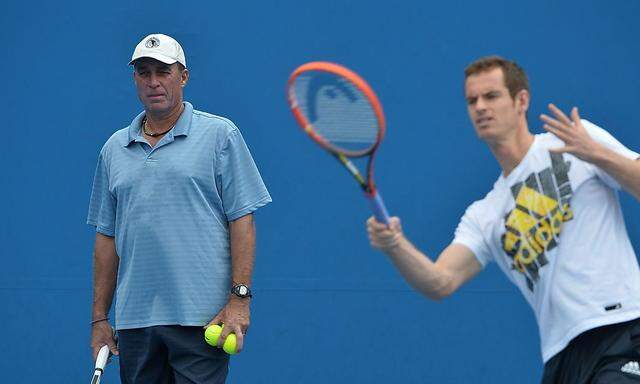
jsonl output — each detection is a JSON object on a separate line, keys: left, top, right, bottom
{"left": 464, "top": 56, "right": 529, "bottom": 99}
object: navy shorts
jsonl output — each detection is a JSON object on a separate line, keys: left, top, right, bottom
{"left": 542, "top": 318, "right": 640, "bottom": 384}
{"left": 117, "top": 325, "right": 229, "bottom": 384}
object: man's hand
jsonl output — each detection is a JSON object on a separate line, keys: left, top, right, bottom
{"left": 204, "top": 297, "right": 250, "bottom": 353}
{"left": 367, "top": 216, "right": 405, "bottom": 254}
{"left": 540, "top": 103, "right": 603, "bottom": 163}
{"left": 91, "top": 320, "right": 118, "bottom": 360}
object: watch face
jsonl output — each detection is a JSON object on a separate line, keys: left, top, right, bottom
{"left": 238, "top": 286, "right": 248, "bottom": 296}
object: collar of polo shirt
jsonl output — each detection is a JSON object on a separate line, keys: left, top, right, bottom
{"left": 125, "top": 102, "right": 194, "bottom": 147}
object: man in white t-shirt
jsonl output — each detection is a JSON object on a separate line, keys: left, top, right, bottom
{"left": 367, "top": 56, "right": 640, "bottom": 383}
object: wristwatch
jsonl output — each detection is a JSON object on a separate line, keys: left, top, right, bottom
{"left": 231, "top": 283, "right": 252, "bottom": 298}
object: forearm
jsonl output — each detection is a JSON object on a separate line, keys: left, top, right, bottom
{"left": 203, "top": 215, "right": 255, "bottom": 343}
{"left": 229, "top": 214, "right": 256, "bottom": 288}
{"left": 590, "top": 146, "right": 640, "bottom": 201}
{"left": 92, "top": 233, "right": 119, "bottom": 319}
{"left": 385, "top": 237, "right": 452, "bottom": 300}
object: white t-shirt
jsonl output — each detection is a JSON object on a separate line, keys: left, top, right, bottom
{"left": 453, "top": 120, "right": 640, "bottom": 362}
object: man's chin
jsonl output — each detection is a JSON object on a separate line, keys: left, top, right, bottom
{"left": 475, "top": 125, "right": 493, "bottom": 138}
{"left": 144, "top": 101, "right": 171, "bottom": 113}
{"left": 475, "top": 127, "right": 503, "bottom": 143}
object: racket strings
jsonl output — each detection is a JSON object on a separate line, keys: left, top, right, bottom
{"left": 293, "top": 72, "right": 380, "bottom": 153}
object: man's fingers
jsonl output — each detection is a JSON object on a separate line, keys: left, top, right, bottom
{"left": 92, "top": 339, "right": 118, "bottom": 360}
{"left": 549, "top": 146, "right": 570, "bottom": 154}
{"left": 540, "top": 114, "right": 567, "bottom": 132}
{"left": 92, "top": 346, "right": 100, "bottom": 361}
{"left": 369, "top": 234, "right": 382, "bottom": 249}
{"left": 91, "top": 324, "right": 119, "bottom": 359}
{"left": 218, "top": 324, "right": 245, "bottom": 351}
{"left": 233, "top": 325, "right": 244, "bottom": 353}
{"left": 369, "top": 216, "right": 400, "bottom": 232}
{"left": 571, "top": 107, "right": 581, "bottom": 125}
{"left": 107, "top": 329, "right": 119, "bottom": 354}
{"left": 367, "top": 216, "right": 387, "bottom": 230}
{"left": 368, "top": 216, "right": 403, "bottom": 252}
{"left": 373, "top": 229, "right": 395, "bottom": 241}
{"left": 108, "top": 340, "right": 119, "bottom": 356}
{"left": 548, "top": 103, "right": 572, "bottom": 126}
{"left": 204, "top": 315, "right": 222, "bottom": 329}
{"left": 542, "top": 122, "right": 561, "bottom": 135}
{"left": 543, "top": 124, "right": 570, "bottom": 142}
{"left": 388, "top": 217, "right": 401, "bottom": 231}
{"left": 540, "top": 113, "right": 563, "bottom": 129}
{"left": 235, "top": 332, "right": 244, "bottom": 353}
{"left": 218, "top": 326, "right": 231, "bottom": 348}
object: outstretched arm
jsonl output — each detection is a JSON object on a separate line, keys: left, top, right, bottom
{"left": 367, "top": 217, "right": 482, "bottom": 300}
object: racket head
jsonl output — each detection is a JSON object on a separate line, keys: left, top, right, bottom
{"left": 287, "top": 62, "right": 386, "bottom": 158}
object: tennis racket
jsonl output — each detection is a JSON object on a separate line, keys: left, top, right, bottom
{"left": 90, "top": 345, "right": 110, "bottom": 384}
{"left": 287, "top": 61, "right": 390, "bottom": 225}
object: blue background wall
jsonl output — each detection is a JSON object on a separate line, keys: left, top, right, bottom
{"left": 2, "top": 0, "right": 639, "bottom": 382}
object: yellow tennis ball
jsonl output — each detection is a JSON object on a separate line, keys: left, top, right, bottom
{"left": 223, "top": 333, "right": 237, "bottom": 355}
{"left": 204, "top": 324, "right": 223, "bottom": 347}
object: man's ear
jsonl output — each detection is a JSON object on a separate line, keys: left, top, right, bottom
{"left": 516, "top": 89, "right": 530, "bottom": 115}
{"left": 181, "top": 69, "right": 189, "bottom": 88}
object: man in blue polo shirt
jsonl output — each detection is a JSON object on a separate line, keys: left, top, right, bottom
{"left": 87, "top": 33, "right": 271, "bottom": 383}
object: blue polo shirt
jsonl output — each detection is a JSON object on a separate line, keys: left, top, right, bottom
{"left": 87, "top": 102, "right": 271, "bottom": 330}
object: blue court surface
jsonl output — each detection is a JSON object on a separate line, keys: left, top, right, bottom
{"left": 2, "top": 1, "right": 639, "bottom": 382}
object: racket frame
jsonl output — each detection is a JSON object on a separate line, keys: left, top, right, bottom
{"left": 287, "top": 61, "right": 386, "bottom": 196}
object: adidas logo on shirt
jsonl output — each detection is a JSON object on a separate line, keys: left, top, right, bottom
{"left": 621, "top": 361, "right": 640, "bottom": 376}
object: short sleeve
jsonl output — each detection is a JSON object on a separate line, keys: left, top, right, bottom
{"left": 582, "top": 119, "right": 640, "bottom": 189}
{"left": 452, "top": 203, "right": 492, "bottom": 267}
{"left": 216, "top": 127, "right": 272, "bottom": 221}
{"left": 86, "top": 151, "right": 116, "bottom": 236}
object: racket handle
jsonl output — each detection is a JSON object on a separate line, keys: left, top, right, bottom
{"left": 95, "top": 345, "right": 110, "bottom": 369}
{"left": 91, "top": 345, "right": 110, "bottom": 384}
{"left": 367, "top": 190, "right": 390, "bottom": 225}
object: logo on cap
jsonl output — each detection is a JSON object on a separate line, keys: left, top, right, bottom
{"left": 145, "top": 37, "right": 160, "bottom": 48}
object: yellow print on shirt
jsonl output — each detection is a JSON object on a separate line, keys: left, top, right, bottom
{"left": 501, "top": 153, "right": 573, "bottom": 291}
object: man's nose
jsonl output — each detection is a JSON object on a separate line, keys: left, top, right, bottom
{"left": 148, "top": 73, "right": 161, "bottom": 87}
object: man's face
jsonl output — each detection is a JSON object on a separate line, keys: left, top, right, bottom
{"left": 464, "top": 67, "right": 527, "bottom": 143}
{"left": 133, "top": 58, "right": 188, "bottom": 114}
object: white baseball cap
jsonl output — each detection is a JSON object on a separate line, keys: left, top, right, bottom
{"left": 129, "top": 33, "right": 186, "bottom": 67}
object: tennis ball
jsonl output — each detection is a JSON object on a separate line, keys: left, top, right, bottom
{"left": 222, "top": 333, "right": 237, "bottom": 355}
{"left": 204, "top": 324, "right": 223, "bottom": 347}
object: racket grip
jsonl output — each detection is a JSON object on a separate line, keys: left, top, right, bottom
{"left": 95, "top": 345, "right": 110, "bottom": 369}
{"left": 367, "top": 190, "right": 390, "bottom": 225}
